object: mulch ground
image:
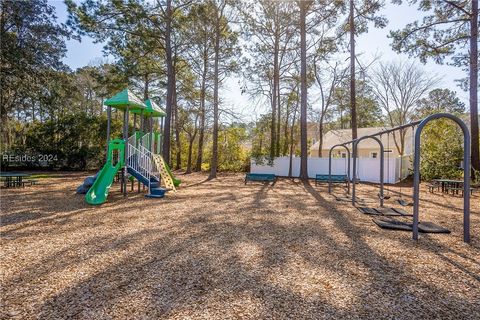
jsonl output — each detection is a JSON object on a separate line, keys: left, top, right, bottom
{"left": 1, "top": 172, "right": 479, "bottom": 319}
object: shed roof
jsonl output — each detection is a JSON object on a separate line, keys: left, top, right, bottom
{"left": 310, "top": 127, "right": 414, "bottom": 151}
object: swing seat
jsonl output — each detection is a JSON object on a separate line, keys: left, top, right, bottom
{"left": 374, "top": 207, "right": 403, "bottom": 216}
{"left": 373, "top": 217, "right": 450, "bottom": 233}
{"left": 358, "top": 207, "right": 411, "bottom": 217}
{"left": 397, "top": 199, "right": 413, "bottom": 207}
{"left": 391, "top": 207, "right": 412, "bottom": 216}
{"left": 378, "top": 193, "right": 391, "bottom": 200}
{"left": 357, "top": 207, "right": 380, "bottom": 215}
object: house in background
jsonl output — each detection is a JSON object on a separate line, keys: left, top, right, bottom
{"left": 309, "top": 127, "right": 415, "bottom": 158}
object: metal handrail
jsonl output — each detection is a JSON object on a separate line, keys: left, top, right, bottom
{"left": 128, "top": 134, "right": 137, "bottom": 148}
{"left": 140, "top": 133, "right": 150, "bottom": 150}
{"left": 138, "top": 143, "right": 162, "bottom": 191}
{"left": 127, "top": 143, "right": 151, "bottom": 188}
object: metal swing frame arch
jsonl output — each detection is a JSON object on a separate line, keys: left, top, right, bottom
{"left": 412, "top": 113, "right": 471, "bottom": 243}
{"left": 351, "top": 135, "right": 385, "bottom": 207}
{"left": 328, "top": 144, "right": 351, "bottom": 194}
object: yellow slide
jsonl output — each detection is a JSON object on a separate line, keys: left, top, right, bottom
{"left": 152, "top": 154, "right": 176, "bottom": 191}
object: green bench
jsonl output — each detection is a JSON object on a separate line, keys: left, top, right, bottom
{"left": 315, "top": 174, "right": 348, "bottom": 187}
{"left": 24, "top": 179, "right": 38, "bottom": 186}
{"left": 245, "top": 173, "right": 277, "bottom": 185}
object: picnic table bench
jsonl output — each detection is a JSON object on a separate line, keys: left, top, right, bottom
{"left": 0, "top": 172, "right": 31, "bottom": 188}
{"left": 315, "top": 174, "right": 348, "bottom": 186}
{"left": 245, "top": 173, "right": 277, "bottom": 185}
{"left": 22, "top": 179, "right": 38, "bottom": 187}
{"left": 446, "top": 186, "right": 474, "bottom": 196}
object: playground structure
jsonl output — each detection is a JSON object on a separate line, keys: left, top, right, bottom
{"left": 327, "top": 113, "right": 471, "bottom": 243}
{"left": 83, "top": 89, "right": 180, "bottom": 205}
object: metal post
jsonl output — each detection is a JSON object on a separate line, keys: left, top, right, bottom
{"left": 106, "top": 105, "right": 111, "bottom": 162}
{"left": 346, "top": 147, "right": 351, "bottom": 194}
{"left": 160, "top": 117, "right": 164, "bottom": 153}
{"left": 379, "top": 141, "right": 384, "bottom": 207}
{"left": 123, "top": 106, "right": 129, "bottom": 197}
{"left": 352, "top": 141, "right": 357, "bottom": 206}
{"left": 150, "top": 116, "right": 154, "bottom": 152}
{"left": 133, "top": 113, "right": 137, "bottom": 147}
{"left": 328, "top": 148, "right": 333, "bottom": 194}
{"left": 156, "top": 118, "right": 161, "bottom": 154}
{"left": 352, "top": 136, "right": 384, "bottom": 207}
{"left": 328, "top": 144, "right": 351, "bottom": 194}
{"left": 413, "top": 113, "right": 470, "bottom": 242}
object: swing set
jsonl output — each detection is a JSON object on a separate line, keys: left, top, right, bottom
{"left": 327, "top": 113, "right": 471, "bottom": 243}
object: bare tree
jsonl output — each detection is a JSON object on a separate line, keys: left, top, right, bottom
{"left": 313, "top": 59, "right": 348, "bottom": 157}
{"left": 208, "top": 0, "right": 238, "bottom": 179}
{"left": 370, "top": 60, "right": 439, "bottom": 155}
{"left": 182, "top": 109, "right": 199, "bottom": 174}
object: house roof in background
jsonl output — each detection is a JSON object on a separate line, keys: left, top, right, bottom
{"left": 310, "top": 127, "right": 415, "bottom": 151}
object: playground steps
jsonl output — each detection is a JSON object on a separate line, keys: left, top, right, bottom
{"left": 127, "top": 166, "right": 166, "bottom": 198}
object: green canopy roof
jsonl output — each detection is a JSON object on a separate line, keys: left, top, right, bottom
{"left": 131, "top": 98, "right": 166, "bottom": 117}
{"left": 104, "top": 89, "right": 146, "bottom": 111}
{"left": 144, "top": 99, "right": 166, "bottom": 117}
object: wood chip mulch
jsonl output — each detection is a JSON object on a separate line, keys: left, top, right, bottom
{"left": 1, "top": 172, "right": 479, "bottom": 319}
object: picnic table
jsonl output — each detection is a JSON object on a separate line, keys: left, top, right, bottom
{"left": 0, "top": 172, "right": 31, "bottom": 188}
{"left": 433, "top": 178, "right": 470, "bottom": 195}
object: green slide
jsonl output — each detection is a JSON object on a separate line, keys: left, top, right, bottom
{"left": 164, "top": 161, "right": 181, "bottom": 187}
{"left": 85, "top": 139, "right": 125, "bottom": 205}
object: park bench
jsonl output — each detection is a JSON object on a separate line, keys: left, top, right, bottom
{"left": 245, "top": 173, "right": 276, "bottom": 185}
{"left": 22, "top": 179, "right": 38, "bottom": 187}
{"left": 315, "top": 174, "right": 348, "bottom": 187}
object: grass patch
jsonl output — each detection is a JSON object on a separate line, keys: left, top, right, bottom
{"left": 29, "top": 174, "right": 55, "bottom": 179}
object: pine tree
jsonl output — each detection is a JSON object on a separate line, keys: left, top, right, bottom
{"left": 390, "top": 0, "right": 479, "bottom": 172}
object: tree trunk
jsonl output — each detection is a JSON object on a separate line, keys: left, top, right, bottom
{"left": 270, "top": 85, "right": 277, "bottom": 160}
{"left": 318, "top": 115, "right": 324, "bottom": 157}
{"left": 143, "top": 74, "right": 149, "bottom": 138}
{"left": 299, "top": 1, "right": 308, "bottom": 180}
{"left": 349, "top": 0, "right": 357, "bottom": 140}
{"left": 186, "top": 138, "right": 193, "bottom": 174}
{"left": 276, "top": 61, "right": 281, "bottom": 156}
{"left": 196, "top": 53, "right": 208, "bottom": 171}
{"left": 162, "top": 0, "right": 173, "bottom": 165}
{"left": 174, "top": 85, "right": 182, "bottom": 170}
{"left": 209, "top": 11, "right": 221, "bottom": 180}
{"left": 143, "top": 74, "right": 149, "bottom": 100}
{"left": 186, "top": 131, "right": 197, "bottom": 174}
{"left": 283, "top": 99, "right": 290, "bottom": 155}
{"left": 288, "top": 91, "right": 299, "bottom": 178}
{"left": 171, "top": 54, "right": 181, "bottom": 170}
{"left": 470, "top": 0, "right": 479, "bottom": 173}
{"left": 270, "top": 31, "right": 279, "bottom": 160}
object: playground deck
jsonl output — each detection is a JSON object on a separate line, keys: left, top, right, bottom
{"left": 1, "top": 172, "right": 479, "bottom": 319}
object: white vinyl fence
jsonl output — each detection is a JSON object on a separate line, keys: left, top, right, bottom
{"left": 251, "top": 156, "right": 412, "bottom": 184}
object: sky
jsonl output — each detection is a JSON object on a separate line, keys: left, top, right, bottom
{"left": 50, "top": 0, "right": 469, "bottom": 122}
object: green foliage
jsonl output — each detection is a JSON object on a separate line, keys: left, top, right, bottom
{"left": 203, "top": 124, "right": 249, "bottom": 172}
{"left": 331, "top": 80, "right": 383, "bottom": 128}
{"left": 417, "top": 89, "right": 466, "bottom": 180}
{"left": 420, "top": 119, "right": 464, "bottom": 180}
{"left": 390, "top": 0, "right": 471, "bottom": 67}
{"left": 3, "top": 113, "right": 122, "bottom": 170}
{"left": 415, "top": 88, "right": 466, "bottom": 118}
{"left": 0, "top": 0, "right": 74, "bottom": 143}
